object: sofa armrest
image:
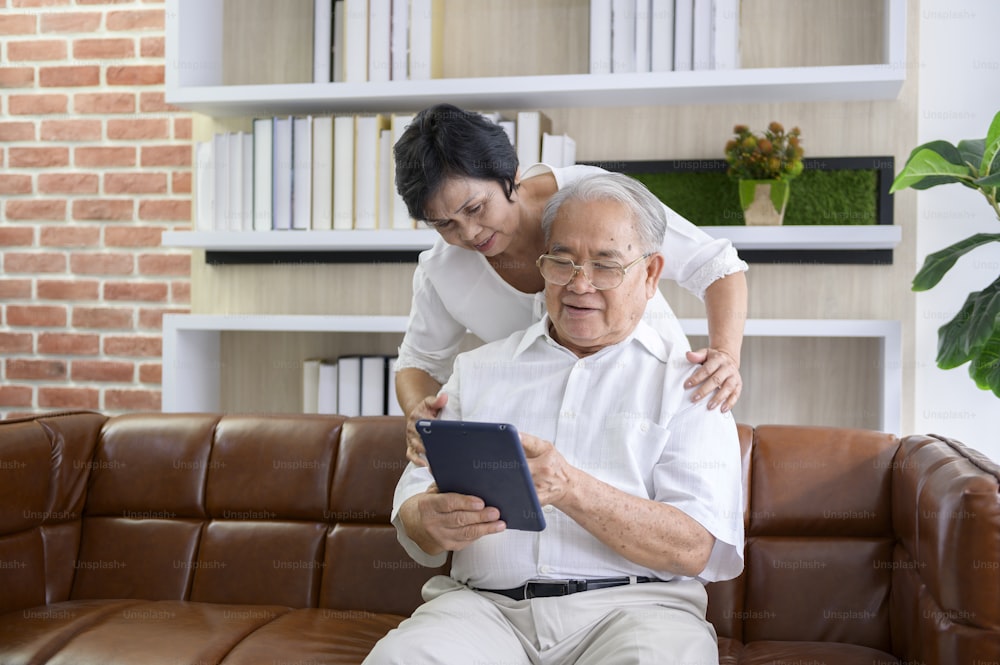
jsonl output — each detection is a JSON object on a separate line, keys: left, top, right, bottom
{"left": 0, "top": 412, "right": 108, "bottom": 615}
{"left": 891, "top": 433, "right": 1000, "bottom": 663}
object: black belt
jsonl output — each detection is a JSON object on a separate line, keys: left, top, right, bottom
{"left": 480, "top": 576, "right": 656, "bottom": 601}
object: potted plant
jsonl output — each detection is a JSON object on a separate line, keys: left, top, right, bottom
{"left": 890, "top": 109, "right": 1000, "bottom": 396}
{"left": 725, "top": 122, "right": 805, "bottom": 225}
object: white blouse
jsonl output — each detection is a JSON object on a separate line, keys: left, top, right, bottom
{"left": 396, "top": 163, "right": 748, "bottom": 383}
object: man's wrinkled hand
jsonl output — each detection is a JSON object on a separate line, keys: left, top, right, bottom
{"left": 404, "top": 487, "right": 505, "bottom": 553}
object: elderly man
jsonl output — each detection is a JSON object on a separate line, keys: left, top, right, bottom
{"left": 365, "top": 172, "right": 744, "bottom": 665}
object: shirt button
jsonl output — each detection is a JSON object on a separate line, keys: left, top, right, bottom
{"left": 539, "top": 564, "right": 554, "bottom": 574}
{"left": 640, "top": 422, "right": 650, "bottom": 432}
{"left": 543, "top": 505, "right": 555, "bottom": 514}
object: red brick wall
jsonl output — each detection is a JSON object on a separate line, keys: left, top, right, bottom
{"left": 1, "top": 0, "right": 192, "bottom": 417}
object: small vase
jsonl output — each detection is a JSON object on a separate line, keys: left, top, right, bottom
{"left": 739, "top": 179, "right": 790, "bottom": 226}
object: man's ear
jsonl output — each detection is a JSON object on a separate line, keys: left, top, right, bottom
{"left": 644, "top": 253, "right": 665, "bottom": 298}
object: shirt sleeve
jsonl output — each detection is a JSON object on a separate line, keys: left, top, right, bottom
{"left": 658, "top": 205, "right": 748, "bottom": 301}
{"left": 395, "top": 260, "right": 468, "bottom": 384}
{"left": 652, "top": 400, "right": 745, "bottom": 583}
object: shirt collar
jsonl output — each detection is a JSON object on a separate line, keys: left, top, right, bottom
{"left": 513, "top": 314, "right": 670, "bottom": 363}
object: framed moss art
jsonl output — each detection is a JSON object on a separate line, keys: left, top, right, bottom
{"left": 582, "top": 157, "right": 895, "bottom": 264}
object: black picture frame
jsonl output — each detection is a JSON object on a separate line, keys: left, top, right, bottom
{"left": 579, "top": 156, "right": 896, "bottom": 264}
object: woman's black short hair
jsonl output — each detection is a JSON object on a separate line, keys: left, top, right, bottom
{"left": 393, "top": 103, "right": 519, "bottom": 222}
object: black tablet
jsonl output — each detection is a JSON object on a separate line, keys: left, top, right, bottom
{"left": 417, "top": 419, "right": 546, "bottom": 532}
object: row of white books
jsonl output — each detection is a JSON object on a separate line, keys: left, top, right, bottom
{"left": 590, "top": 0, "right": 740, "bottom": 73}
{"left": 303, "top": 355, "right": 405, "bottom": 417}
{"left": 313, "top": 0, "right": 441, "bottom": 83}
{"left": 194, "top": 110, "right": 574, "bottom": 232}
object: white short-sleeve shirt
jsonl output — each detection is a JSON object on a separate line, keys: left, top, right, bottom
{"left": 392, "top": 316, "right": 746, "bottom": 588}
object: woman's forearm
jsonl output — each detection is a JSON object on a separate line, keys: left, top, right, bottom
{"left": 703, "top": 271, "right": 748, "bottom": 364}
{"left": 395, "top": 366, "right": 443, "bottom": 417}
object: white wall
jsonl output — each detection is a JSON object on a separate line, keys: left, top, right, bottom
{"left": 915, "top": 0, "right": 1000, "bottom": 461}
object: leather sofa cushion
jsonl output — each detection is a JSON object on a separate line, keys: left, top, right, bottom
{"left": 0, "top": 599, "right": 404, "bottom": 665}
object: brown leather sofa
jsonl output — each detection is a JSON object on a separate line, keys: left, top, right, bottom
{"left": 1, "top": 412, "right": 997, "bottom": 665}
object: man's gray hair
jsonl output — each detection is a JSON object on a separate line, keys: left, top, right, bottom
{"left": 540, "top": 172, "right": 667, "bottom": 254}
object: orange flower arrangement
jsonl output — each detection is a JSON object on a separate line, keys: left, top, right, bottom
{"left": 724, "top": 122, "right": 804, "bottom": 181}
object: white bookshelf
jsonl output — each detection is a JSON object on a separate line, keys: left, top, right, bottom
{"left": 161, "top": 0, "right": 908, "bottom": 427}
{"left": 162, "top": 314, "right": 901, "bottom": 434}
{"left": 162, "top": 226, "right": 902, "bottom": 253}
{"left": 165, "top": 0, "right": 907, "bottom": 116}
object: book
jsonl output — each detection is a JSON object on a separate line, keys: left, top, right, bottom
{"left": 303, "top": 358, "right": 322, "bottom": 413}
{"left": 390, "top": 0, "right": 409, "bottom": 80}
{"left": 499, "top": 120, "right": 516, "bottom": 146}
{"left": 541, "top": 133, "right": 565, "bottom": 168}
{"left": 387, "top": 357, "right": 403, "bottom": 416}
{"left": 272, "top": 116, "right": 294, "bottom": 230}
{"left": 252, "top": 118, "right": 273, "bottom": 231}
{"left": 649, "top": 0, "right": 675, "bottom": 72}
{"left": 195, "top": 140, "right": 214, "bottom": 231}
{"left": 692, "top": 0, "right": 713, "bottom": 70}
{"left": 332, "top": 0, "right": 345, "bottom": 82}
{"left": 228, "top": 133, "right": 243, "bottom": 231}
{"left": 292, "top": 116, "right": 313, "bottom": 230}
{"left": 368, "top": 0, "right": 391, "bottom": 83}
{"left": 673, "top": 0, "right": 694, "bottom": 71}
{"left": 360, "top": 355, "right": 389, "bottom": 415}
{"left": 311, "top": 115, "right": 334, "bottom": 230}
{"left": 344, "top": 0, "right": 368, "bottom": 82}
{"left": 241, "top": 132, "right": 253, "bottom": 230}
{"left": 316, "top": 360, "right": 339, "bottom": 414}
{"left": 515, "top": 110, "right": 552, "bottom": 169}
{"left": 611, "top": 0, "right": 636, "bottom": 73}
{"left": 353, "top": 113, "right": 390, "bottom": 230}
{"left": 332, "top": 114, "right": 355, "bottom": 229}
{"left": 378, "top": 128, "right": 393, "bottom": 229}
{"left": 390, "top": 113, "right": 415, "bottom": 229}
{"left": 313, "top": 0, "right": 332, "bottom": 82}
{"left": 712, "top": 0, "right": 741, "bottom": 70}
{"left": 541, "top": 133, "right": 578, "bottom": 168}
{"left": 634, "top": 0, "right": 651, "bottom": 73}
{"left": 589, "top": 0, "right": 612, "bottom": 74}
{"left": 409, "top": 0, "right": 443, "bottom": 80}
{"left": 212, "top": 133, "right": 228, "bottom": 231}
{"left": 336, "top": 355, "right": 361, "bottom": 417}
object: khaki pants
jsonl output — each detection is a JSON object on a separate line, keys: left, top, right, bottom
{"left": 363, "top": 575, "right": 719, "bottom": 665}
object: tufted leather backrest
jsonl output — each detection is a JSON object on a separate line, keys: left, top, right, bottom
{"left": 53, "top": 414, "right": 439, "bottom": 614}
{"left": 738, "top": 425, "right": 898, "bottom": 652}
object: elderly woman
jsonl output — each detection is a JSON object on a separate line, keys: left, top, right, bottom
{"left": 393, "top": 103, "right": 748, "bottom": 462}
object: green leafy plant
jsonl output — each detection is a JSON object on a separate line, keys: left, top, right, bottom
{"left": 890, "top": 109, "right": 1000, "bottom": 396}
{"left": 725, "top": 122, "right": 805, "bottom": 181}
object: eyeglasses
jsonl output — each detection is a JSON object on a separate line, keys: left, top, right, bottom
{"left": 535, "top": 253, "right": 651, "bottom": 290}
